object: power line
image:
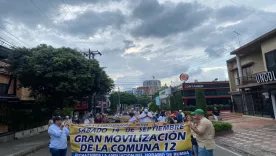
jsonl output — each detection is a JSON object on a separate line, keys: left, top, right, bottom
{"left": 0, "top": 26, "right": 31, "bottom": 47}
{"left": 228, "top": 0, "right": 274, "bottom": 24}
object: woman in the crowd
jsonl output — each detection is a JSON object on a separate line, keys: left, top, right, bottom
{"left": 94, "top": 113, "right": 103, "bottom": 123}
{"left": 158, "top": 111, "right": 167, "bottom": 122}
{"left": 128, "top": 112, "right": 137, "bottom": 122}
{"left": 167, "top": 113, "right": 176, "bottom": 124}
{"left": 187, "top": 115, "right": 199, "bottom": 156}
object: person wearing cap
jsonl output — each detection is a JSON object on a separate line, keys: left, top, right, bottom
{"left": 62, "top": 116, "right": 71, "bottom": 126}
{"left": 190, "top": 109, "right": 215, "bottom": 156}
{"left": 48, "top": 116, "right": 70, "bottom": 156}
{"left": 138, "top": 109, "right": 153, "bottom": 122}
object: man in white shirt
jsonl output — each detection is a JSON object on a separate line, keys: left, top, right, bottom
{"left": 138, "top": 109, "right": 153, "bottom": 122}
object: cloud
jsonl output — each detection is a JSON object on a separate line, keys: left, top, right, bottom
{"left": 131, "top": 1, "right": 212, "bottom": 38}
{"left": 215, "top": 6, "right": 250, "bottom": 22}
{"left": 123, "top": 40, "right": 136, "bottom": 49}
{"left": 0, "top": 0, "right": 275, "bottom": 90}
{"left": 204, "top": 45, "right": 226, "bottom": 57}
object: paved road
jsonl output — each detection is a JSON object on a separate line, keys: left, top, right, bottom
{"left": 27, "top": 145, "right": 243, "bottom": 156}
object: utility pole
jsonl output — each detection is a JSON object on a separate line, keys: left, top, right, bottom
{"left": 118, "top": 87, "right": 121, "bottom": 114}
{"left": 233, "top": 31, "right": 247, "bottom": 114}
{"left": 101, "top": 95, "right": 104, "bottom": 113}
{"left": 81, "top": 49, "right": 102, "bottom": 115}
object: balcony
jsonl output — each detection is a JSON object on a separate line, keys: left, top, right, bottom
{"left": 236, "top": 72, "right": 265, "bottom": 86}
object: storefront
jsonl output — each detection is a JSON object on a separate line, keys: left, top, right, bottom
{"left": 239, "top": 70, "right": 276, "bottom": 118}
{"left": 181, "top": 81, "right": 231, "bottom": 106}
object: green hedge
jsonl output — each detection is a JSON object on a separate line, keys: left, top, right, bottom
{"left": 212, "top": 121, "right": 232, "bottom": 132}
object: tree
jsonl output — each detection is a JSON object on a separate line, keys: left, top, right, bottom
{"left": 170, "top": 95, "right": 177, "bottom": 112}
{"left": 8, "top": 44, "right": 114, "bottom": 109}
{"left": 109, "top": 92, "right": 119, "bottom": 115}
{"left": 149, "top": 102, "right": 159, "bottom": 112}
{"left": 120, "top": 92, "right": 137, "bottom": 105}
{"left": 175, "top": 91, "right": 185, "bottom": 111}
{"left": 195, "top": 89, "right": 208, "bottom": 117}
{"left": 162, "top": 103, "right": 171, "bottom": 111}
{"left": 137, "top": 96, "right": 151, "bottom": 107}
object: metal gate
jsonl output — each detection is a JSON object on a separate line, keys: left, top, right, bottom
{"left": 244, "top": 88, "right": 273, "bottom": 117}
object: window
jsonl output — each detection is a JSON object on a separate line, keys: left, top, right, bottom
{"left": 242, "top": 66, "right": 252, "bottom": 77}
{"left": 0, "top": 84, "right": 7, "bottom": 96}
{"left": 265, "top": 50, "right": 276, "bottom": 72}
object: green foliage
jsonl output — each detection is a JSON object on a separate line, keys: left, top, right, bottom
{"left": 8, "top": 44, "right": 114, "bottom": 108}
{"left": 174, "top": 91, "right": 185, "bottom": 111}
{"left": 120, "top": 92, "right": 137, "bottom": 105}
{"left": 195, "top": 89, "right": 208, "bottom": 117}
{"left": 212, "top": 121, "right": 232, "bottom": 132}
{"left": 109, "top": 92, "right": 119, "bottom": 115}
{"left": 149, "top": 102, "right": 159, "bottom": 112}
{"left": 170, "top": 95, "right": 177, "bottom": 112}
{"left": 170, "top": 91, "right": 185, "bottom": 112}
{"left": 183, "top": 111, "right": 192, "bottom": 116}
{"left": 137, "top": 96, "right": 151, "bottom": 107}
{"left": 54, "top": 107, "right": 73, "bottom": 117}
{"left": 162, "top": 103, "right": 171, "bottom": 111}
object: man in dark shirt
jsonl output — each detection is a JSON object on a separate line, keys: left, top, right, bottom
{"left": 212, "top": 107, "right": 220, "bottom": 121}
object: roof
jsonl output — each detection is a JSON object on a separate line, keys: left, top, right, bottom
{"left": 230, "top": 28, "right": 276, "bottom": 55}
{"left": 183, "top": 81, "right": 229, "bottom": 84}
{"left": 226, "top": 56, "right": 236, "bottom": 63}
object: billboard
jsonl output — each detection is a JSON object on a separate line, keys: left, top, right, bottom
{"left": 155, "top": 96, "right": 161, "bottom": 106}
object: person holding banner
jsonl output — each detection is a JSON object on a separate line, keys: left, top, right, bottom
{"left": 157, "top": 111, "right": 167, "bottom": 122}
{"left": 190, "top": 109, "right": 215, "bottom": 156}
{"left": 187, "top": 115, "right": 199, "bottom": 156}
{"left": 128, "top": 112, "right": 137, "bottom": 122}
{"left": 48, "top": 116, "right": 70, "bottom": 156}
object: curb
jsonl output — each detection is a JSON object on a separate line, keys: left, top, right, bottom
{"left": 9, "top": 142, "right": 48, "bottom": 156}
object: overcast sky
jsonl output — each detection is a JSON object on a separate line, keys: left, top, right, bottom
{"left": 0, "top": 0, "right": 276, "bottom": 90}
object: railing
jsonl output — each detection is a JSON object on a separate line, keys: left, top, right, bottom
{"left": 236, "top": 71, "right": 266, "bottom": 86}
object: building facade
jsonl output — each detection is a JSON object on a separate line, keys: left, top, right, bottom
{"left": 179, "top": 81, "right": 231, "bottom": 106}
{"left": 227, "top": 28, "right": 276, "bottom": 118}
{"left": 143, "top": 80, "right": 161, "bottom": 95}
{"left": 159, "top": 87, "right": 171, "bottom": 105}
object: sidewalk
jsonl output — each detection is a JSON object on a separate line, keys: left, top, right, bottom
{"left": 216, "top": 115, "right": 276, "bottom": 156}
{"left": 0, "top": 132, "right": 49, "bottom": 156}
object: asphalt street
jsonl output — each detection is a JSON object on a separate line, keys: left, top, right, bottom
{"left": 27, "top": 145, "right": 244, "bottom": 156}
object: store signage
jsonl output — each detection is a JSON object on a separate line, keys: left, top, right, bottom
{"left": 256, "top": 71, "right": 276, "bottom": 83}
{"left": 75, "top": 99, "right": 88, "bottom": 110}
{"left": 184, "top": 84, "right": 204, "bottom": 88}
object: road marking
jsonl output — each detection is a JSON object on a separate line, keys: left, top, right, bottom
{"left": 216, "top": 144, "right": 243, "bottom": 156}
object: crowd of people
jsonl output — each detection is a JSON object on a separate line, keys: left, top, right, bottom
{"left": 124, "top": 109, "right": 186, "bottom": 123}
{"left": 48, "top": 113, "right": 111, "bottom": 127}
{"left": 124, "top": 108, "right": 215, "bottom": 156}
{"left": 48, "top": 108, "right": 215, "bottom": 156}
